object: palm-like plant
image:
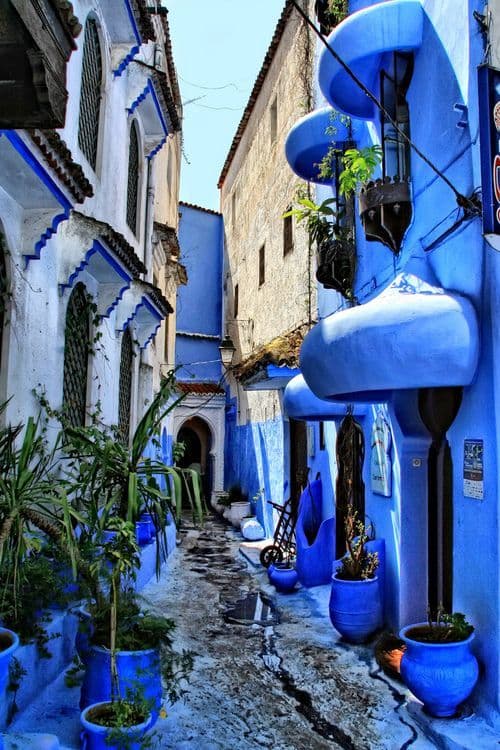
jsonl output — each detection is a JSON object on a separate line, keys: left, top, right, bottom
{"left": 64, "top": 370, "right": 203, "bottom": 578}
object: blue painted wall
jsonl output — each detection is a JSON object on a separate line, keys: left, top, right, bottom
{"left": 176, "top": 204, "right": 223, "bottom": 382}
{"left": 290, "top": 0, "right": 500, "bottom": 716}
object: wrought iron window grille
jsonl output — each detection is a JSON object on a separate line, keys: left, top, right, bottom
{"left": 127, "top": 121, "right": 140, "bottom": 234}
{"left": 118, "top": 327, "right": 134, "bottom": 444}
{"left": 77, "top": 19, "right": 102, "bottom": 170}
{"left": 62, "top": 283, "right": 91, "bottom": 428}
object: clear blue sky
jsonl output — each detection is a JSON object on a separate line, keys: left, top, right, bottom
{"left": 167, "top": 1, "right": 286, "bottom": 211}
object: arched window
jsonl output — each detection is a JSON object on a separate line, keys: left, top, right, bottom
{"left": 78, "top": 18, "right": 102, "bottom": 169}
{"left": 62, "top": 283, "right": 91, "bottom": 428}
{"left": 118, "top": 327, "right": 133, "bottom": 443}
{"left": 126, "top": 122, "right": 140, "bottom": 234}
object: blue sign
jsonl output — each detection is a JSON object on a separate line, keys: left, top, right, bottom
{"left": 463, "top": 439, "right": 484, "bottom": 500}
{"left": 478, "top": 65, "right": 500, "bottom": 234}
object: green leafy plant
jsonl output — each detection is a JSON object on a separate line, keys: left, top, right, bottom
{"left": 283, "top": 194, "right": 337, "bottom": 247}
{"left": 336, "top": 507, "right": 379, "bottom": 580}
{"left": 172, "top": 440, "right": 186, "bottom": 465}
{"left": 339, "top": 145, "right": 383, "bottom": 197}
{"left": 327, "top": 0, "right": 349, "bottom": 26}
{"left": 411, "top": 606, "right": 475, "bottom": 643}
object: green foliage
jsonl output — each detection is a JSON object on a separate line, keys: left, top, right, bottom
{"left": 420, "top": 606, "right": 475, "bottom": 643}
{"left": 7, "top": 656, "right": 27, "bottom": 722}
{"left": 283, "top": 192, "right": 337, "bottom": 247}
{"left": 172, "top": 440, "right": 186, "bottom": 465}
{"left": 327, "top": 0, "right": 349, "bottom": 25}
{"left": 336, "top": 507, "right": 379, "bottom": 580}
{"left": 339, "top": 146, "right": 383, "bottom": 197}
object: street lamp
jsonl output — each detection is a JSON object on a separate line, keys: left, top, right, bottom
{"left": 219, "top": 335, "right": 236, "bottom": 369}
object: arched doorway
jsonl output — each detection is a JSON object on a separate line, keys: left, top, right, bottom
{"left": 177, "top": 417, "right": 213, "bottom": 500}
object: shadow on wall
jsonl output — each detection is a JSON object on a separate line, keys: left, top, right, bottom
{"left": 224, "top": 415, "right": 284, "bottom": 536}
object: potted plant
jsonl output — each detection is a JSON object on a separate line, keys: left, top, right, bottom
{"left": 283, "top": 191, "right": 356, "bottom": 301}
{"left": 329, "top": 507, "right": 382, "bottom": 643}
{"left": 79, "top": 516, "right": 193, "bottom": 747}
{"left": 268, "top": 554, "right": 299, "bottom": 594}
{"left": 399, "top": 608, "right": 479, "bottom": 717}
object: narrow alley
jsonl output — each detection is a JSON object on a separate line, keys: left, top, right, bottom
{"left": 10, "top": 515, "right": 438, "bottom": 749}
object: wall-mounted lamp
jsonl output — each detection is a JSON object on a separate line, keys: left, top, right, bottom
{"left": 219, "top": 335, "right": 236, "bottom": 369}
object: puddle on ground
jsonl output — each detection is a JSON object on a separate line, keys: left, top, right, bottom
{"left": 224, "top": 591, "right": 279, "bottom": 626}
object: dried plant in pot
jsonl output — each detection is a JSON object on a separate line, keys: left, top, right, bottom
{"left": 329, "top": 507, "right": 382, "bottom": 643}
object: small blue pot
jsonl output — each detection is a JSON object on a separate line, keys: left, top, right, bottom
{"left": 80, "top": 701, "right": 151, "bottom": 750}
{"left": 135, "top": 520, "right": 151, "bottom": 546}
{"left": 268, "top": 563, "right": 299, "bottom": 593}
{"left": 399, "top": 624, "right": 479, "bottom": 717}
{"left": 0, "top": 628, "right": 19, "bottom": 694}
{"left": 329, "top": 574, "right": 381, "bottom": 643}
{"left": 80, "top": 645, "right": 162, "bottom": 727}
{"left": 139, "top": 513, "right": 155, "bottom": 541}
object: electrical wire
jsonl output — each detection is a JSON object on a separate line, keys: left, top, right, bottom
{"left": 291, "top": 0, "right": 482, "bottom": 215}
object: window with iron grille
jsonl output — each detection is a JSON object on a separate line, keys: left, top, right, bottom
{"left": 62, "top": 283, "right": 91, "bottom": 428}
{"left": 127, "top": 121, "right": 140, "bottom": 234}
{"left": 118, "top": 327, "right": 133, "bottom": 444}
{"left": 78, "top": 19, "right": 102, "bottom": 170}
{"left": 380, "top": 53, "right": 413, "bottom": 180}
{"left": 163, "top": 315, "right": 169, "bottom": 362}
{"left": 283, "top": 209, "right": 293, "bottom": 256}
{"left": 258, "top": 244, "right": 265, "bottom": 287}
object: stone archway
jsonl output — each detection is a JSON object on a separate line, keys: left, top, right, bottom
{"left": 177, "top": 416, "right": 214, "bottom": 501}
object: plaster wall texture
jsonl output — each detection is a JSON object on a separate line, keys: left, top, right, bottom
{"left": 298, "top": 0, "right": 500, "bottom": 716}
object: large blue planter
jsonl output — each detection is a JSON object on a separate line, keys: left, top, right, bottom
{"left": 80, "top": 701, "right": 151, "bottom": 750}
{"left": 139, "top": 513, "right": 155, "bottom": 541}
{"left": 80, "top": 645, "right": 162, "bottom": 727}
{"left": 399, "top": 624, "right": 479, "bottom": 717}
{"left": 135, "top": 520, "right": 151, "bottom": 546}
{"left": 0, "top": 628, "right": 19, "bottom": 694}
{"left": 268, "top": 562, "right": 299, "bottom": 593}
{"left": 329, "top": 574, "right": 381, "bottom": 643}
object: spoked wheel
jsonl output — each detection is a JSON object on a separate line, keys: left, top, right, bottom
{"left": 259, "top": 545, "right": 283, "bottom": 568}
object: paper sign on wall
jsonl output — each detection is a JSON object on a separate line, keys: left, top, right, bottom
{"left": 370, "top": 409, "right": 392, "bottom": 497}
{"left": 463, "top": 439, "right": 484, "bottom": 500}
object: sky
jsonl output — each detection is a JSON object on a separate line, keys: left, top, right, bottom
{"left": 167, "top": 0, "right": 286, "bottom": 211}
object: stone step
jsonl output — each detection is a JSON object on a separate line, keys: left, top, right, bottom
{"left": 3, "top": 734, "right": 64, "bottom": 750}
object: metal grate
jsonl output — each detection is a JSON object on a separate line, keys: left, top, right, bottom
{"left": 78, "top": 19, "right": 102, "bottom": 169}
{"left": 283, "top": 211, "right": 293, "bottom": 256}
{"left": 62, "top": 283, "right": 90, "bottom": 428}
{"left": 118, "top": 327, "right": 133, "bottom": 444}
{"left": 126, "top": 122, "right": 139, "bottom": 234}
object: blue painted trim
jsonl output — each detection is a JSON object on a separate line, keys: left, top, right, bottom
{"left": 127, "top": 79, "right": 169, "bottom": 151}
{"left": 111, "top": 0, "right": 142, "bottom": 77}
{"left": 266, "top": 365, "right": 300, "bottom": 380}
{"left": 113, "top": 44, "right": 140, "bottom": 78}
{"left": 59, "top": 240, "right": 133, "bottom": 318}
{"left": 120, "top": 294, "right": 163, "bottom": 348}
{"left": 0, "top": 132, "right": 73, "bottom": 263}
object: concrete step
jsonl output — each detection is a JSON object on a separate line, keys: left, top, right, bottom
{"left": 3, "top": 734, "right": 63, "bottom": 750}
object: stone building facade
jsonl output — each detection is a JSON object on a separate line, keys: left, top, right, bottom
{"left": 219, "top": 0, "right": 316, "bottom": 531}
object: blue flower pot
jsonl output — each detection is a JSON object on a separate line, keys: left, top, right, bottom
{"left": 80, "top": 701, "right": 151, "bottom": 750}
{"left": 135, "top": 520, "right": 151, "bottom": 546}
{"left": 329, "top": 574, "right": 382, "bottom": 643}
{"left": 80, "top": 645, "right": 162, "bottom": 727}
{"left": 268, "top": 563, "right": 299, "bottom": 593}
{"left": 399, "top": 624, "right": 479, "bottom": 717}
{"left": 0, "top": 628, "right": 19, "bottom": 694}
{"left": 139, "top": 513, "right": 155, "bottom": 541}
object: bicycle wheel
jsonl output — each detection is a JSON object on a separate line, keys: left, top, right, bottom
{"left": 259, "top": 545, "right": 283, "bottom": 568}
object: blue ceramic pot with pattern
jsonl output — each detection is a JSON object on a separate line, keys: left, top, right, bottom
{"left": 399, "top": 624, "right": 479, "bottom": 717}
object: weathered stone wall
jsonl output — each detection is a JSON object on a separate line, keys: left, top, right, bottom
{"left": 220, "top": 1, "right": 316, "bottom": 430}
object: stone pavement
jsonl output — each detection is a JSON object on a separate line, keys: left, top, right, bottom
{"left": 7, "top": 516, "right": 500, "bottom": 749}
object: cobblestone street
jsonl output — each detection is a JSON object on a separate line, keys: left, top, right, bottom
{"left": 143, "top": 516, "right": 436, "bottom": 750}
